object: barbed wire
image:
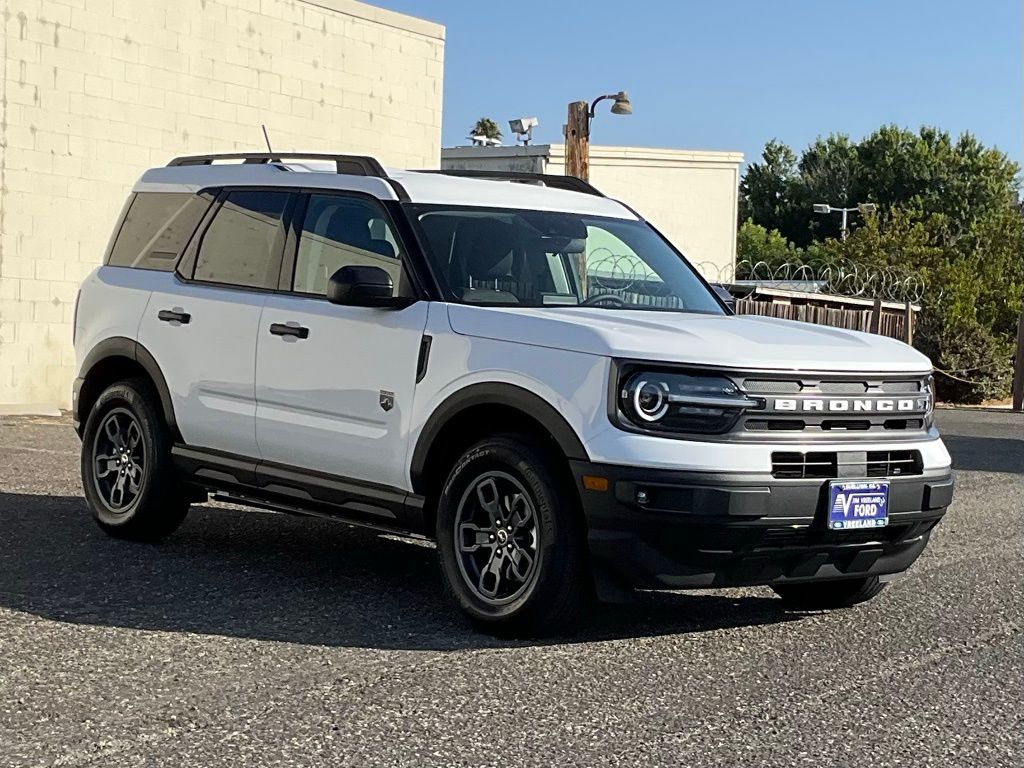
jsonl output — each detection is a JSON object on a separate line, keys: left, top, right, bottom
{"left": 695, "top": 258, "right": 927, "bottom": 304}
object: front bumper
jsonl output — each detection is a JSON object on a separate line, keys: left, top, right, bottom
{"left": 571, "top": 460, "right": 954, "bottom": 594}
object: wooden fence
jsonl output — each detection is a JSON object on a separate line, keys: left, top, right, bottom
{"left": 732, "top": 288, "right": 916, "bottom": 344}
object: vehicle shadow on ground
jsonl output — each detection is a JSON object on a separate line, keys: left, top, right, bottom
{"left": 0, "top": 492, "right": 801, "bottom": 650}
{"left": 942, "top": 434, "right": 1024, "bottom": 475}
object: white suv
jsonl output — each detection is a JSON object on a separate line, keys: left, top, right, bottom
{"left": 73, "top": 153, "right": 954, "bottom": 635}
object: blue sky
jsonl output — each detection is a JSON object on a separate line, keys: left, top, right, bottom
{"left": 374, "top": 0, "right": 1021, "bottom": 169}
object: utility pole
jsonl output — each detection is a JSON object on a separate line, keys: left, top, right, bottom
{"left": 564, "top": 91, "right": 631, "bottom": 182}
{"left": 1012, "top": 314, "right": 1024, "bottom": 410}
{"left": 1013, "top": 202, "right": 1024, "bottom": 410}
{"left": 564, "top": 101, "right": 590, "bottom": 181}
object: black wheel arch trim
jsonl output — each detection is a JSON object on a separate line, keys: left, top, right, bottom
{"left": 409, "top": 382, "right": 590, "bottom": 492}
{"left": 76, "top": 336, "right": 179, "bottom": 441}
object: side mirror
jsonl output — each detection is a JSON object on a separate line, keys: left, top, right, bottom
{"left": 327, "top": 265, "right": 409, "bottom": 308}
{"left": 711, "top": 283, "right": 736, "bottom": 314}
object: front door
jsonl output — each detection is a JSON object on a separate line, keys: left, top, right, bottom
{"left": 254, "top": 192, "right": 428, "bottom": 490}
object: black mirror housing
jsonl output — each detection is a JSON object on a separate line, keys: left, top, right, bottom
{"left": 327, "top": 265, "right": 409, "bottom": 308}
{"left": 710, "top": 283, "right": 736, "bottom": 314}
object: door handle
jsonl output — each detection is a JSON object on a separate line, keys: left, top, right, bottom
{"left": 269, "top": 322, "right": 310, "bottom": 340}
{"left": 157, "top": 309, "right": 191, "bottom": 325}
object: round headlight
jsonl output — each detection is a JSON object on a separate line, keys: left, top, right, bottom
{"left": 619, "top": 369, "right": 757, "bottom": 434}
{"left": 632, "top": 379, "right": 670, "bottom": 422}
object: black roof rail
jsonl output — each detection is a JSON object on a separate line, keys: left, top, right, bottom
{"left": 418, "top": 169, "right": 605, "bottom": 197}
{"left": 167, "top": 153, "right": 388, "bottom": 178}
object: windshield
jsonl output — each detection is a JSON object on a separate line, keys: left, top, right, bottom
{"left": 409, "top": 205, "right": 724, "bottom": 314}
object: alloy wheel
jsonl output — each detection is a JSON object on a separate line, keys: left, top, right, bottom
{"left": 92, "top": 408, "right": 146, "bottom": 512}
{"left": 454, "top": 471, "right": 541, "bottom": 605}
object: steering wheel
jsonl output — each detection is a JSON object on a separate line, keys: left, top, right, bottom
{"left": 580, "top": 293, "right": 628, "bottom": 308}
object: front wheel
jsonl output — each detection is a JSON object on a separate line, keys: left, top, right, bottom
{"left": 772, "top": 576, "right": 886, "bottom": 610}
{"left": 81, "top": 379, "right": 190, "bottom": 542}
{"left": 436, "top": 435, "right": 590, "bottom": 636}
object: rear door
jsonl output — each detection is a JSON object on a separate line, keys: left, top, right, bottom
{"left": 138, "top": 188, "right": 296, "bottom": 458}
{"left": 254, "top": 192, "right": 428, "bottom": 490}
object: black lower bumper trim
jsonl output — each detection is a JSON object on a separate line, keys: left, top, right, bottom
{"left": 571, "top": 460, "right": 953, "bottom": 592}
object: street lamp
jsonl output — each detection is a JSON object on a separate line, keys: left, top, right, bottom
{"left": 565, "top": 91, "right": 632, "bottom": 181}
{"left": 590, "top": 91, "right": 632, "bottom": 118}
{"left": 813, "top": 202, "right": 877, "bottom": 241}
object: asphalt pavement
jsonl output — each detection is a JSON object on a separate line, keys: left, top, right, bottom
{"left": 0, "top": 410, "right": 1021, "bottom": 767}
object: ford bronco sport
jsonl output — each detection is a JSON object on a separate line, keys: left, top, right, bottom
{"left": 73, "top": 153, "right": 954, "bottom": 635}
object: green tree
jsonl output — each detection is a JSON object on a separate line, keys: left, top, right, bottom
{"left": 739, "top": 127, "right": 1023, "bottom": 403}
{"left": 469, "top": 117, "right": 502, "bottom": 141}
{"left": 736, "top": 220, "right": 802, "bottom": 266}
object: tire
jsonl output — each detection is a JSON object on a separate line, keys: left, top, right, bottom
{"left": 772, "top": 576, "right": 886, "bottom": 610}
{"left": 81, "top": 378, "right": 190, "bottom": 542}
{"left": 436, "top": 435, "right": 590, "bottom": 637}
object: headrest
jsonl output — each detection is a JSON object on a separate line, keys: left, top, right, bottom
{"left": 325, "top": 207, "right": 396, "bottom": 258}
{"left": 451, "top": 218, "right": 516, "bottom": 279}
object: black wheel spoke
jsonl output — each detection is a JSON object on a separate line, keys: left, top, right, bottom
{"left": 478, "top": 548, "right": 505, "bottom": 599}
{"left": 95, "top": 454, "right": 118, "bottom": 479}
{"left": 508, "top": 545, "right": 534, "bottom": 582}
{"left": 508, "top": 492, "right": 533, "bottom": 531}
{"left": 109, "top": 471, "right": 127, "bottom": 507}
{"left": 127, "top": 421, "right": 142, "bottom": 450}
{"left": 459, "top": 522, "right": 495, "bottom": 553}
{"left": 103, "top": 414, "right": 123, "bottom": 449}
{"left": 475, "top": 477, "right": 503, "bottom": 528}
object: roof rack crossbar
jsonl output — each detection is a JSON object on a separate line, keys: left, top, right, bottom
{"left": 418, "top": 169, "right": 605, "bottom": 197}
{"left": 167, "top": 153, "right": 388, "bottom": 178}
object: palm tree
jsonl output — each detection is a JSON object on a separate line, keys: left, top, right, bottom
{"left": 469, "top": 117, "right": 502, "bottom": 142}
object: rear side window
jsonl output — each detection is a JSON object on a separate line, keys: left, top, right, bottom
{"left": 107, "top": 193, "right": 211, "bottom": 271}
{"left": 193, "top": 190, "right": 291, "bottom": 289}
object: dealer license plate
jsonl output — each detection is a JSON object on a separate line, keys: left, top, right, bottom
{"left": 827, "top": 480, "right": 889, "bottom": 530}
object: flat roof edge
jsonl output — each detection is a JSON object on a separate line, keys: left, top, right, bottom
{"left": 440, "top": 144, "right": 743, "bottom": 164}
{"left": 299, "top": 0, "right": 445, "bottom": 40}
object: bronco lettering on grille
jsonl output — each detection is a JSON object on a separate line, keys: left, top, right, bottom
{"left": 772, "top": 398, "right": 929, "bottom": 413}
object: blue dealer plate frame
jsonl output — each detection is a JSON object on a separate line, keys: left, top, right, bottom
{"left": 827, "top": 480, "right": 890, "bottom": 530}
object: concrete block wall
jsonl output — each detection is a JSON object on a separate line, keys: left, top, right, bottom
{"left": 0, "top": 0, "right": 445, "bottom": 409}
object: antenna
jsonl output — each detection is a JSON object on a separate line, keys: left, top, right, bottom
{"left": 261, "top": 124, "right": 275, "bottom": 156}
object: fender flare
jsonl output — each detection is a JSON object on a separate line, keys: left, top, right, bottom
{"left": 77, "top": 337, "right": 179, "bottom": 439}
{"left": 409, "top": 382, "right": 590, "bottom": 490}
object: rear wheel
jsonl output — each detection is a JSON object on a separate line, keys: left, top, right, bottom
{"left": 772, "top": 576, "right": 886, "bottom": 610}
{"left": 81, "top": 379, "right": 190, "bottom": 542}
{"left": 436, "top": 435, "right": 590, "bottom": 636}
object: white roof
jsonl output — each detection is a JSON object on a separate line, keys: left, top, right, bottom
{"left": 134, "top": 161, "right": 638, "bottom": 220}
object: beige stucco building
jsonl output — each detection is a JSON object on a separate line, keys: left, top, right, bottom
{"left": 441, "top": 144, "right": 743, "bottom": 282}
{"left": 0, "top": 0, "right": 444, "bottom": 410}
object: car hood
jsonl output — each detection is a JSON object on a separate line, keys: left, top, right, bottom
{"left": 446, "top": 305, "right": 933, "bottom": 373}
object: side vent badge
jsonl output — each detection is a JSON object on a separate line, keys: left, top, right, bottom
{"left": 379, "top": 390, "right": 395, "bottom": 412}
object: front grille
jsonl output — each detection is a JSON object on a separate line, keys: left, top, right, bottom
{"left": 737, "top": 373, "right": 932, "bottom": 439}
{"left": 771, "top": 450, "right": 923, "bottom": 479}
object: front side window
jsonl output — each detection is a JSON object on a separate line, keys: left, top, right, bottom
{"left": 411, "top": 205, "right": 723, "bottom": 314}
{"left": 292, "top": 194, "right": 408, "bottom": 297}
{"left": 193, "top": 190, "right": 291, "bottom": 289}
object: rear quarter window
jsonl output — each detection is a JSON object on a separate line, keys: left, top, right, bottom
{"left": 106, "top": 192, "right": 212, "bottom": 271}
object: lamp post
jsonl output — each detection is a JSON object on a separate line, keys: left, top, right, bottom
{"left": 1011, "top": 201, "right": 1024, "bottom": 410}
{"left": 812, "top": 202, "right": 877, "bottom": 241}
{"left": 564, "top": 91, "right": 632, "bottom": 181}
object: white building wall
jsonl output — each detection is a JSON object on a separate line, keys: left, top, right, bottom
{"left": 441, "top": 144, "right": 743, "bottom": 282}
{"left": 0, "top": 0, "right": 445, "bottom": 409}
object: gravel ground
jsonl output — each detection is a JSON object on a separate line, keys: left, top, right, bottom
{"left": 0, "top": 410, "right": 1021, "bottom": 767}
